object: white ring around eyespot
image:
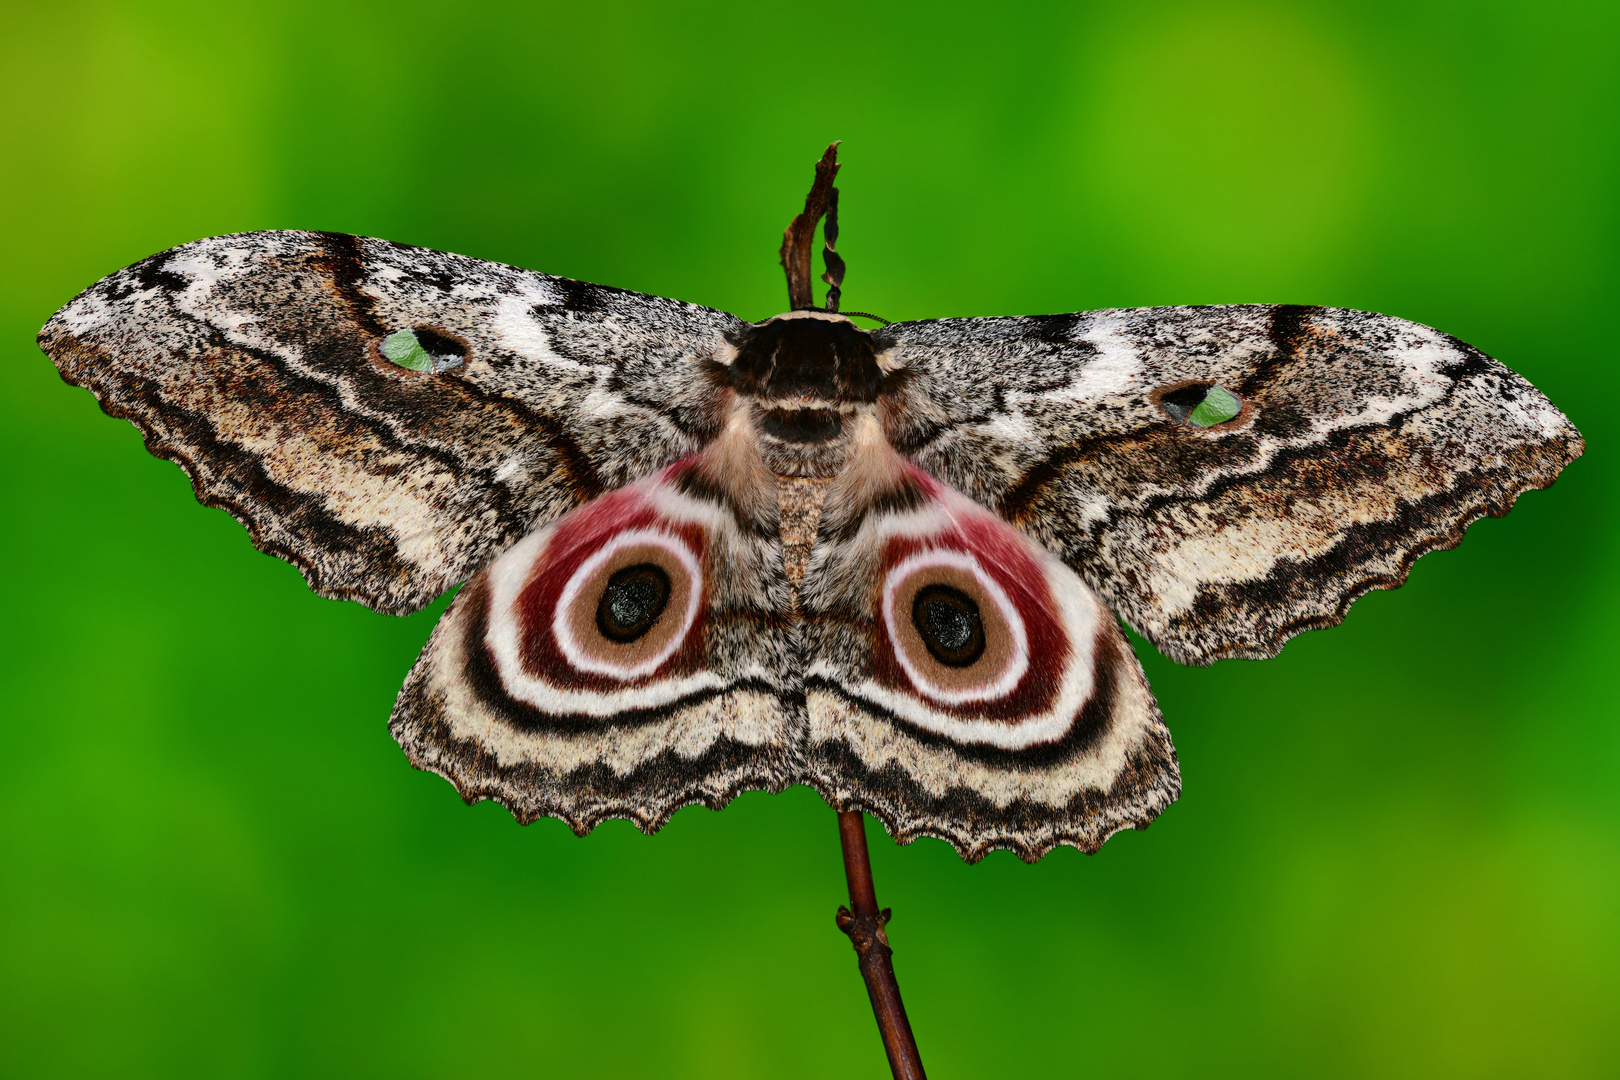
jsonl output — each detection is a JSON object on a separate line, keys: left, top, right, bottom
{"left": 551, "top": 528, "right": 704, "bottom": 680}
{"left": 881, "top": 549, "right": 1030, "bottom": 705}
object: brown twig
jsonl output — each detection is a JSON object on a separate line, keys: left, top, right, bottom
{"left": 779, "top": 143, "right": 841, "bottom": 310}
{"left": 837, "top": 810, "right": 927, "bottom": 1080}
{"left": 780, "top": 147, "right": 920, "bottom": 1075}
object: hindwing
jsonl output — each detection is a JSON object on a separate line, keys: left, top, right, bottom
{"left": 797, "top": 417, "right": 1178, "bottom": 861}
{"left": 392, "top": 433, "right": 802, "bottom": 834}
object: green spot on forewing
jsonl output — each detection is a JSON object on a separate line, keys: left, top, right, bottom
{"left": 380, "top": 329, "right": 434, "bottom": 372}
{"left": 1188, "top": 385, "right": 1241, "bottom": 427}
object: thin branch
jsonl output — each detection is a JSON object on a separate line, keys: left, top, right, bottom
{"left": 836, "top": 810, "right": 927, "bottom": 1080}
{"left": 779, "top": 143, "right": 841, "bottom": 310}
{"left": 785, "top": 144, "right": 917, "bottom": 1075}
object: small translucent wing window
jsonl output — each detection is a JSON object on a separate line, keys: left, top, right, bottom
{"left": 1159, "top": 382, "right": 1242, "bottom": 427}
{"left": 379, "top": 327, "right": 467, "bottom": 373}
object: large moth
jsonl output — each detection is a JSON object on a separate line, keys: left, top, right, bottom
{"left": 37, "top": 151, "right": 1583, "bottom": 867}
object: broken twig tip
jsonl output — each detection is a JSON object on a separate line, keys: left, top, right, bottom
{"left": 779, "top": 143, "right": 844, "bottom": 311}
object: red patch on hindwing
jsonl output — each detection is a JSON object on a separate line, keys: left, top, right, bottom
{"left": 512, "top": 480, "right": 709, "bottom": 692}
{"left": 871, "top": 468, "right": 1073, "bottom": 721}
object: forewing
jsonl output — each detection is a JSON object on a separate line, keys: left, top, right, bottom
{"left": 38, "top": 231, "right": 741, "bottom": 614}
{"left": 798, "top": 421, "right": 1179, "bottom": 862}
{"left": 876, "top": 305, "right": 1584, "bottom": 665}
{"left": 392, "top": 445, "right": 802, "bottom": 834}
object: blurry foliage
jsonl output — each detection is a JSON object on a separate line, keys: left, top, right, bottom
{"left": 1, "top": 1, "right": 1616, "bottom": 1076}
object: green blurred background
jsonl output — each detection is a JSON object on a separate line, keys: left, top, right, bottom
{"left": 2, "top": 1, "right": 1615, "bottom": 1076}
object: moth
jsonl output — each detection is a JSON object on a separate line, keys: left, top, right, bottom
{"left": 37, "top": 152, "right": 1583, "bottom": 863}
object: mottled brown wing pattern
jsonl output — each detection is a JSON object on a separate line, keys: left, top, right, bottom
{"left": 875, "top": 305, "right": 1584, "bottom": 666}
{"left": 38, "top": 231, "right": 742, "bottom": 614}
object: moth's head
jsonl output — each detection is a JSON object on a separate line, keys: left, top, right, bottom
{"left": 730, "top": 310, "right": 883, "bottom": 403}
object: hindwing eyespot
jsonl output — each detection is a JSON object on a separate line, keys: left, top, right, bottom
{"left": 551, "top": 530, "right": 703, "bottom": 680}
{"left": 881, "top": 549, "right": 1029, "bottom": 705}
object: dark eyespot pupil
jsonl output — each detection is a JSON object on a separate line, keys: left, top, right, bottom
{"left": 911, "top": 584, "right": 985, "bottom": 667}
{"left": 596, "top": 564, "right": 671, "bottom": 643}
{"left": 410, "top": 326, "right": 467, "bottom": 363}
{"left": 610, "top": 587, "right": 651, "bottom": 626}
{"left": 926, "top": 603, "right": 973, "bottom": 650}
